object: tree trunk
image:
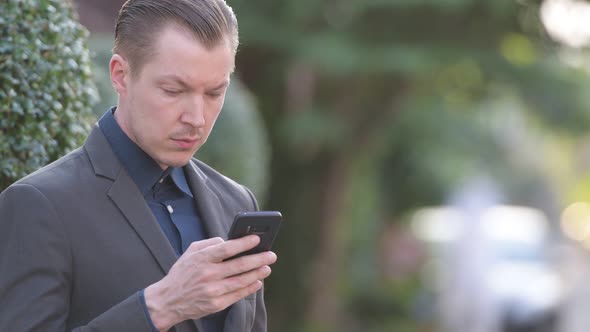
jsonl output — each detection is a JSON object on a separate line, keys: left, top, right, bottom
{"left": 305, "top": 154, "right": 351, "bottom": 331}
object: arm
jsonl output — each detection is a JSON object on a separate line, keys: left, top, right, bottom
{"left": 0, "top": 184, "right": 153, "bottom": 331}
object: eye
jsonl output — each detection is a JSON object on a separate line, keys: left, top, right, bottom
{"left": 162, "top": 88, "right": 182, "bottom": 96}
{"left": 206, "top": 90, "right": 223, "bottom": 98}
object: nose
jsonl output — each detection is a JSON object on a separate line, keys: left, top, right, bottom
{"left": 180, "top": 94, "right": 205, "bottom": 127}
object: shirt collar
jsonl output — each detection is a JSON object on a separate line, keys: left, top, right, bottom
{"left": 170, "top": 167, "right": 193, "bottom": 198}
{"left": 98, "top": 107, "right": 193, "bottom": 197}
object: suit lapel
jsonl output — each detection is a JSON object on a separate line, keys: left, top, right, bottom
{"left": 85, "top": 126, "right": 199, "bottom": 331}
{"left": 185, "top": 161, "right": 245, "bottom": 331}
{"left": 223, "top": 301, "right": 249, "bottom": 332}
{"left": 108, "top": 170, "right": 178, "bottom": 274}
{"left": 184, "top": 161, "right": 230, "bottom": 239}
{"left": 85, "top": 126, "right": 177, "bottom": 275}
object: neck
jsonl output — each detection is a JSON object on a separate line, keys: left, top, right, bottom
{"left": 113, "top": 106, "right": 168, "bottom": 171}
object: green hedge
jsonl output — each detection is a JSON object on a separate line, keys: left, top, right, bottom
{"left": 197, "top": 79, "right": 271, "bottom": 203}
{"left": 87, "top": 36, "right": 118, "bottom": 119}
{"left": 0, "top": 0, "right": 97, "bottom": 191}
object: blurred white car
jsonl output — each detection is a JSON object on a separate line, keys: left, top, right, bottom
{"left": 482, "top": 206, "right": 562, "bottom": 331}
{"left": 413, "top": 205, "right": 563, "bottom": 332}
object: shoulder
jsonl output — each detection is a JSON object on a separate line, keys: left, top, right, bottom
{"left": 5, "top": 147, "right": 92, "bottom": 197}
{"left": 0, "top": 147, "right": 91, "bottom": 233}
{"left": 189, "top": 158, "right": 259, "bottom": 210}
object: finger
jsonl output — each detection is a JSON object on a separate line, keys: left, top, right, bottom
{"left": 210, "top": 280, "right": 264, "bottom": 311}
{"left": 222, "top": 265, "right": 271, "bottom": 295}
{"left": 186, "top": 237, "right": 224, "bottom": 252}
{"left": 204, "top": 235, "right": 260, "bottom": 262}
{"left": 218, "top": 251, "right": 277, "bottom": 279}
{"left": 207, "top": 265, "right": 271, "bottom": 298}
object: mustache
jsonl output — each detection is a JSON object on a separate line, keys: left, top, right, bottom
{"left": 170, "top": 127, "right": 201, "bottom": 140}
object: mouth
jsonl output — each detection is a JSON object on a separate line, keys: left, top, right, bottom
{"left": 171, "top": 137, "right": 199, "bottom": 149}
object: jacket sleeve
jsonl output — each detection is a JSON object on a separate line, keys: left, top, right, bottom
{"left": 0, "top": 184, "right": 153, "bottom": 331}
{"left": 250, "top": 286, "right": 268, "bottom": 332}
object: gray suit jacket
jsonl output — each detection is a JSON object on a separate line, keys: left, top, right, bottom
{"left": 0, "top": 126, "right": 267, "bottom": 331}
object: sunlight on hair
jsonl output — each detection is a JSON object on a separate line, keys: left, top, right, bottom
{"left": 541, "top": 0, "right": 590, "bottom": 48}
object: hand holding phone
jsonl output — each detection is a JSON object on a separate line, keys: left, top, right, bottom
{"left": 226, "top": 211, "right": 282, "bottom": 259}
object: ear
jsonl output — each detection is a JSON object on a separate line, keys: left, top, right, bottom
{"left": 110, "top": 54, "right": 129, "bottom": 96}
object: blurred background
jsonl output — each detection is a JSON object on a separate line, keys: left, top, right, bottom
{"left": 6, "top": 0, "right": 590, "bottom": 331}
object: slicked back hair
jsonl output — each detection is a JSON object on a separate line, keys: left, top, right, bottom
{"left": 113, "top": 0, "right": 238, "bottom": 77}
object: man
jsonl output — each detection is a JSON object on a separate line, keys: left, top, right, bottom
{"left": 0, "top": 0, "right": 277, "bottom": 331}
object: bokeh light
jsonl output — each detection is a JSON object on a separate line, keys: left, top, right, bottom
{"left": 561, "top": 202, "right": 590, "bottom": 242}
{"left": 541, "top": 0, "right": 590, "bottom": 48}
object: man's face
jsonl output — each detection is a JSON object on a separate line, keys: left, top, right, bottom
{"left": 112, "top": 25, "right": 235, "bottom": 169}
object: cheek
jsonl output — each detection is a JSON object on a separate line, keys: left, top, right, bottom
{"left": 205, "top": 106, "right": 223, "bottom": 131}
{"left": 125, "top": 85, "right": 174, "bottom": 144}
{"left": 142, "top": 96, "right": 178, "bottom": 129}
{"left": 208, "top": 98, "right": 225, "bottom": 120}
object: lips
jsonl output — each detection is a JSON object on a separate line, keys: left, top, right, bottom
{"left": 171, "top": 137, "right": 199, "bottom": 149}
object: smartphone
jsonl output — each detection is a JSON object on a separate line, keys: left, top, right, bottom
{"left": 226, "top": 211, "right": 282, "bottom": 259}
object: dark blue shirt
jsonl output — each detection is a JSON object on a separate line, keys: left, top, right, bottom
{"left": 98, "top": 108, "right": 226, "bottom": 331}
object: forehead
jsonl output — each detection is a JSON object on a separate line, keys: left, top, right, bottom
{"left": 139, "top": 25, "right": 235, "bottom": 83}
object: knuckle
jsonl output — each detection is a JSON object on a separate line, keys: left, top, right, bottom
{"left": 202, "top": 286, "right": 218, "bottom": 298}
{"left": 209, "top": 298, "right": 224, "bottom": 311}
{"left": 215, "top": 246, "right": 231, "bottom": 259}
{"left": 233, "top": 258, "right": 248, "bottom": 271}
{"left": 199, "top": 268, "right": 217, "bottom": 281}
{"left": 223, "top": 280, "right": 238, "bottom": 294}
{"left": 203, "top": 302, "right": 217, "bottom": 313}
{"left": 204, "top": 246, "right": 225, "bottom": 261}
{"left": 234, "top": 273, "right": 252, "bottom": 287}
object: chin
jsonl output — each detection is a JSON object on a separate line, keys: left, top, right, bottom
{"left": 161, "top": 156, "right": 194, "bottom": 168}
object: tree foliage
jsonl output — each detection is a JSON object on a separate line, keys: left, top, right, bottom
{"left": 230, "top": 1, "right": 590, "bottom": 331}
{"left": 0, "top": 0, "right": 97, "bottom": 191}
{"left": 196, "top": 79, "right": 271, "bottom": 202}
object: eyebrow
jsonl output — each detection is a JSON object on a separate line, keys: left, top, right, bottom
{"left": 157, "top": 75, "right": 229, "bottom": 91}
{"left": 157, "top": 75, "right": 190, "bottom": 88}
{"left": 206, "top": 79, "right": 229, "bottom": 91}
